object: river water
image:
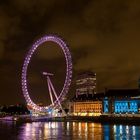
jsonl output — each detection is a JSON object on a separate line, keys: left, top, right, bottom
{"left": 0, "top": 121, "right": 140, "bottom": 140}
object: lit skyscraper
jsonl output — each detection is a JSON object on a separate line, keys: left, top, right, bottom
{"left": 76, "top": 71, "right": 96, "bottom": 97}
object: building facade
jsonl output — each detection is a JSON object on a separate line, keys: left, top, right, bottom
{"left": 70, "top": 71, "right": 140, "bottom": 116}
{"left": 71, "top": 101, "right": 102, "bottom": 116}
{"left": 103, "top": 89, "right": 140, "bottom": 114}
{"left": 69, "top": 71, "right": 103, "bottom": 116}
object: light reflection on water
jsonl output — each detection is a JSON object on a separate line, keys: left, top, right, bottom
{"left": 0, "top": 121, "right": 140, "bottom": 140}
{"left": 113, "top": 125, "right": 140, "bottom": 140}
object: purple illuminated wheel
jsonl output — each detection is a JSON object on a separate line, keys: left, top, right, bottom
{"left": 21, "top": 35, "right": 72, "bottom": 112}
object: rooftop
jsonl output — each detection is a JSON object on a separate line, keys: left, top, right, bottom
{"left": 71, "top": 88, "right": 140, "bottom": 101}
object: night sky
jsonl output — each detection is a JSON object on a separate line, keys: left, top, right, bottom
{"left": 0, "top": 0, "right": 140, "bottom": 105}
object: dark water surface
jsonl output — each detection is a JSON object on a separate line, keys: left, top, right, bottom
{"left": 0, "top": 121, "right": 140, "bottom": 140}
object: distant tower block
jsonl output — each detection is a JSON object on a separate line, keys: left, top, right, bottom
{"left": 76, "top": 71, "right": 96, "bottom": 97}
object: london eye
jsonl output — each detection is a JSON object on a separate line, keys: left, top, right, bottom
{"left": 21, "top": 35, "right": 72, "bottom": 113}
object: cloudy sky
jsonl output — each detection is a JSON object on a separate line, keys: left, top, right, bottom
{"left": 0, "top": 0, "right": 140, "bottom": 105}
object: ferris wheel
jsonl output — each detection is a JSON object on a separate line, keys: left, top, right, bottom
{"left": 21, "top": 35, "right": 72, "bottom": 112}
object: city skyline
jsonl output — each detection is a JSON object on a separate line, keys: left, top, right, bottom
{"left": 0, "top": 0, "right": 140, "bottom": 104}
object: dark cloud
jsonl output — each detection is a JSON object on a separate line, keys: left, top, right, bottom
{"left": 0, "top": 0, "right": 140, "bottom": 105}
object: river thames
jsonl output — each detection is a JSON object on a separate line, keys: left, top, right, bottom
{"left": 0, "top": 121, "right": 140, "bottom": 140}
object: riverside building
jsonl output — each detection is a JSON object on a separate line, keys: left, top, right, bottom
{"left": 70, "top": 71, "right": 102, "bottom": 116}
{"left": 69, "top": 72, "right": 140, "bottom": 116}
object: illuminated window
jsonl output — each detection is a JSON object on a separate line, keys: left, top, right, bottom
{"left": 104, "top": 99, "right": 109, "bottom": 113}
{"left": 114, "top": 100, "right": 138, "bottom": 114}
